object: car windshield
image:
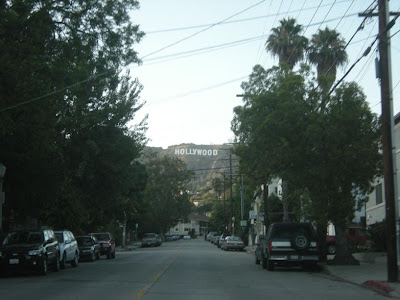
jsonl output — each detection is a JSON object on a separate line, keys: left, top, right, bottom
{"left": 77, "top": 237, "right": 92, "bottom": 246}
{"left": 3, "top": 231, "right": 43, "bottom": 245}
{"left": 55, "top": 232, "right": 64, "bottom": 243}
{"left": 92, "top": 233, "right": 110, "bottom": 241}
{"left": 143, "top": 233, "right": 156, "bottom": 238}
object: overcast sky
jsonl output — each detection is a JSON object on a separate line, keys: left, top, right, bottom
{"left": 128, "top": 0, "right": 400, "bottom": 149}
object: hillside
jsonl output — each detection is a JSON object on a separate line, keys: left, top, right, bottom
{"left": 145, "top": 144, "right": 235, "bottom": 194}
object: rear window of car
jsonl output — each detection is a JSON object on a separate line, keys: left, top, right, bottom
{"left": 271, "top": 225, "right": 315, "bottom": 239}
{"left": 77, "top": 237, "right": 92, "bottom": 246}
{"left": 227, "top": 236, "right": 242, "bottom": 241}
{"left": 92, "top": 233, "right": 110, "bottom": 241}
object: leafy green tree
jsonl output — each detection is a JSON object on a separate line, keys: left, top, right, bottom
{"left": 232, "top": 65, "right": 380, "bottom": 263}
{"left": 266, "top": 18, "right": 308, "bottom": 70}
{"left": 0, "top": 0, "right": 146, "bottom": 231}
{"left": 141, "top": 154, "right": 193, "bottom": 235}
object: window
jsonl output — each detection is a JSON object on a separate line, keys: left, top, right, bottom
{"left": 376, "top": 183, "right": 383, "bottom": 205}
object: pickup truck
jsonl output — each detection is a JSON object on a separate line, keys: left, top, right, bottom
{"left": 326, "top": 226, "right": 371, "bottom": 254}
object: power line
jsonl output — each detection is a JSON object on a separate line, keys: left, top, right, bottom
{"left": 140, "top": 0, "right": 268, "bottom": 60}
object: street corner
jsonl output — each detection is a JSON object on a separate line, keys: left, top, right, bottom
{"left": 362, "top": 280, "right": 398, "bottom": 297}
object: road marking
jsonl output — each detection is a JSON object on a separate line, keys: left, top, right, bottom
{"left": 133, "top": 249, "right": 185, "bottom": 299}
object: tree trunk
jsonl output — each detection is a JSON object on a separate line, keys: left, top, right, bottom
{"left": 316, "top": 224, "right": 327, "bottom": 262}
{"left": 282, "top": 180, "right": 290, "bottom": 222}
{"left": 332, "top": 223, "right": 359, "bottom": 265}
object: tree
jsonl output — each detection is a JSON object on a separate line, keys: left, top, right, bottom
{"left": 0, "top": 0, "right": 147, "bottom": 232}
{"left": 266, "top": 18, "right": 308, "bottom": 70}
{"left": 232, "top": 65, "right": 381, "bottom": 264}
{"left": 141, "top": 154, "right": 193, "bottom": 235}
{"left": 308, "top": 27, "right": 348, "bottom": 97}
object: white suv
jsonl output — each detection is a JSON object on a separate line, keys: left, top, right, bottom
{"left": 54, "top": 230, "right": 79, "bottom": 269}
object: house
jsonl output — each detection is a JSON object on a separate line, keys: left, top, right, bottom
{"left": 365, "top": 112, "right": 400, "bottom": 226}
{"left": 168, "top": 213, "right": 209, "bottom": 236}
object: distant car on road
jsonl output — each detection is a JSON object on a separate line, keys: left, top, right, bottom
{"left": 183, "top": 235, "right": 191, "bottom": 240}
{"left": 88, "top": 232, "right": 115, "bottom": 259}
{"left": 54, "top": 230, "right": 79, "bottom": 269}
{"left": 141, "top": 233, "right": 160, "bottom": 247}
{"left": 76, "top": 235, "right": 100, "bottom": 262}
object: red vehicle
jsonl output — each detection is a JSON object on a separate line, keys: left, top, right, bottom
{"left": 326, "top": 226, "right": 371, "bottom": 254}
{"left": 88, "top": 232, "right": 116, "bottom": 259}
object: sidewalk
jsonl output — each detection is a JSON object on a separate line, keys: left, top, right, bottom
{"left": 245, "top": 246, "right": 400, "bottom": 297}
{"left": 324, "top": 253, "right": 400, "bottom": 297}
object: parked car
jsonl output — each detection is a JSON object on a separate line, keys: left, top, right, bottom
{"left": 88, "top": 232, "right": 115, "bottom": 259}
{"left": 210, "top": 233, "right": 221, "bottom": 244}
{"left": 165, "top": 235, "right": 179, "bottom": 241}
{"left": 183, "top": 235, "right": 191, "bottom": 240}
{"left": 54, "top": 230, "right": 79, "bottom": 269}
{"left": 326, "top": 225, "right": 372, "bottom": 254}
{"left": 0, "top": 227, "right": 60, "bottom": 275}
{"left": 216, "top": 234, "right": 228, "bottom": 248}
{"left": 256, "top": 222, "right": 319, "bottom": 271}
{"left": 141, "top": 233, "right": 160, "bottom": 247}
{"left": 221, "top": 236, "right": 245, "bottom": 251}
{"left": 206, "top": 232, "right": 217, "bottom": 241}
{"left": 76, "top": 235, "right": 100, "bottom": 262}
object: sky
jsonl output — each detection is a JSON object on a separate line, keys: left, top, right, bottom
{"left": 128, "top": 0, "right": 400, "bottom": 149}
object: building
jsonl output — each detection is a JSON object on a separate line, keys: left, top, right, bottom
{"left": 168, "top": 213, "right": 209, "bottom": 236}
{"left": 365, "top": 112, "right": 400, "bottom": 226}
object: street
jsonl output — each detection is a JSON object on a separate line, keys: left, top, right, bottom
{"left": 0, "top": 238, "right": 388, "bottom": 300}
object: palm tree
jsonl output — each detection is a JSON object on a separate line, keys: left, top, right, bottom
{"left": 266, "top": 18, "right": 308, "bottom": 70}
{"left": 308, "top": 27, "right": 348, "bottom": 95}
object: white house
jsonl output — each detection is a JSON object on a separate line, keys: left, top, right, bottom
{"left": 168, "top": 213, "right": 209, "bottom": 236}
{"left": 366, "top": 112, "right": 400, "bottom": 226}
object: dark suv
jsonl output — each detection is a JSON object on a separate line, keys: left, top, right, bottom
{"left": 0, "top": 227, "right": 60, "bottom": 275}
{"left": 88, "top": 232, "right": 115, "bottom": 259}
{"left": 255, "top": 222, "right": 319, "bottom": 271}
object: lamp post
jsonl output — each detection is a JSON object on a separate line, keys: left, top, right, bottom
{"left": 0, "top": 163, "right": 6, "bottom": 232}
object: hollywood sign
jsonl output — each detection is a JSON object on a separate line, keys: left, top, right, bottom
{"left": 175, "top": 148, "right": 219, "bottom": 156}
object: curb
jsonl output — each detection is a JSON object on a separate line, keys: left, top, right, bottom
{"left": 362, "top": 280, "right": 395, "bottom": 297}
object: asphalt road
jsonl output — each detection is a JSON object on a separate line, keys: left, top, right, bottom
{"left": 0, "top": 238, "right": 388, "bottom": 300}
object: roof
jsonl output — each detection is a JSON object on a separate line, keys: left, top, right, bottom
{"left": 188, "top": 213, "right": 210, "bottom": 223}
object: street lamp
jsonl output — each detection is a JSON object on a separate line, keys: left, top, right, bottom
{"left": 0, "top": 162, "right": 6, "bottom": 232}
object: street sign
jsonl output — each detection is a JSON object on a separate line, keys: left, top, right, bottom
{"left": 240, "top": 220, "right": 247, "bottom": 227}
{"left": 249, "top": 210, "right": 257, "bottom": 219}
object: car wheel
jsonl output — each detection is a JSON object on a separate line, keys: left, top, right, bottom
{"left": 71, "top": 252, "right": 79, "bottom": 267}
{"left": 261, "top": 254, "right": 267, "bottom": 269}
{"left": 60, "top": 252, "right": 67, "bottom": 269}
{"left": 111, "top": 250, "right": 115, "bottom": 259}
{"left": 327, "top": 244, "right": 336, "bottom": 255}
{"left": 96, "top": 251, "right": 100, "bottom": 260}
{"left": 54, "top": 253, "right": 60, "bottom": 272}
{"left": 266, "top": 258, "right": 275, "bottom": 271}
{"left": 90, "top": 251, "right": 96, "bottom": 262}
{"left": 255, "top": 255, "right": 260, "bottom": 265}
{"left": 39, "top": 257, "right": 48, "bottom": 276}
{"left": 106, "top": 250, "right": 111, "bottom": 259}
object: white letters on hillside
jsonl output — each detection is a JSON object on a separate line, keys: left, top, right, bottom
{"left": 174, "top": 148, "right": 219, "bottom": 156}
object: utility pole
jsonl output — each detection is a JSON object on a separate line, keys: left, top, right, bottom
{"left": 359, "top": 0, "right": 399, "bottom": 282}
{"left": 378, "top": 0, "right": 398, "bottom": 282}
{"left": 229, "top": 153, "right": 233, "bottom": 234}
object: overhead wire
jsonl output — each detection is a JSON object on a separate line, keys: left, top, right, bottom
{"left": 0, "top": 0, "right": 267, "bottom": 113}
{"left": 328, "top": 12, "right": 400, "bottom": 96}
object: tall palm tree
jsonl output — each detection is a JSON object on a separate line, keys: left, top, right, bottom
{"left": 308, "top": 27, "right": 348, "bottom": 95}
{"left": 266, "top": 18, "right": 308, "bottom": 70}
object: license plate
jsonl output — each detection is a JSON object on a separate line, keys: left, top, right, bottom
{"left": 9, "top": 259, "right": 19, "bottom": 264}
{"left": 290, "top": 255, "right": 299, "bottom": 260}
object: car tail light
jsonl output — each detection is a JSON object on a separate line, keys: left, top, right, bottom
{"left": 268, "top": 242, "right": 273, "bottom": 250}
